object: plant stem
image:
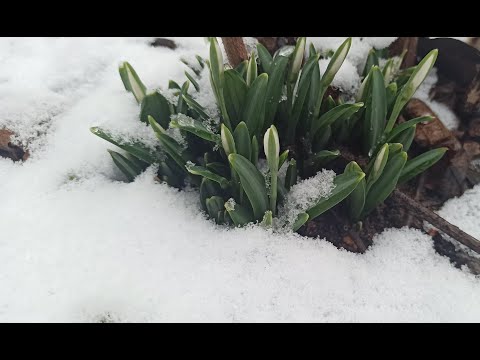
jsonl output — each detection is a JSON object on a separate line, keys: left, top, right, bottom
{"left": 392, "top": 189, "right": 480, "bottom": 254}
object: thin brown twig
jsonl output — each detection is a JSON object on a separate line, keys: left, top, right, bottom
{"left": 392, "top": 189, "right": 480, "bottom": 254}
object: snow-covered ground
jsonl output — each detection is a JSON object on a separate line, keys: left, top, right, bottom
{"left": 1, "top": 37, "right": 480, "bottom": 322}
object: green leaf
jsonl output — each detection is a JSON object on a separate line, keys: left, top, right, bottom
{"left": 221, "top": 124, "right": 236, "bottom": 156}
{"left": 385, "top": 49, "right": 438, "bottom": 132}
{"left": 305, "top": 150, "right": 340, "bottom": 172}
{"left": 233, "top": 122, "right": 251, "bottom": 160}
{"left": 184, "top": 71, "right": 200, "bottom": 92}
{"left": 321, "top": 37, "right": 351, "bottom": 88}
{"left": 284, "top": 159, "right": 297, "bottom": 191}
{"left": 242, "top": 73, "right": 268, "bottom": 136}
{"left": 382, "top": 58, "right": 395, "bottom": 85}
{"left": 362, "top": 48, "right": 379, "bottom": 77}
{"left": 90, "top": 127, "right": 159, "bottom": 164}
{"left": 366, "top": 143, "right": 389, "bottom": 193}
{"left": 108, "top": 149, "right": 143, "bottom": 182}
{"left": 363, "top": 66, "right": 387, "bottom": 155}
{"left": 307, "top": 56, "right": 322, "bottom": 126}
{"left": 170, "top": 115, "right": 219, "bottom": 143}
{"left": 118, "top": 62, "right": 146, "bottom": 104}
{"left": 207, "top": 38, "right": 230, "bottom": 128}
{"left": 223, "top": 69, "right": 247, "bottom": 128}
{"left": 345, "top": 161, "right": 366, "bottom": 221}
{"left": 257, "top": 43, "right": 273, "bottom": 74}
{"left": 168, "top": 80, "right": 181, "bottom": 90}
{"left": 390, "top": 125, "right": 416, "bottom": 152}
{"left": 311, "top": 103, "right": 363, "bottom": 140}
{"left": 312, "top": 125, "right": 332, "bottom": 152}
{"left": 385, "top": 116, "right": 433, "bottom": 143}
{"left": 385, "top": 82, "right": 398, "bottom": 114}
{"left": 186, "top": 164, "right": 229, "bottom": 188}
{"left": 399, "top": 147, "right": 448, "bottom": 184}
{"left": 292, "top": 212, "right": 309, "bottom": 232}
{"left": 140, "top": 91, "right": 171, "bottom": 127}
{"left": 306, "top": 163, "right": 365, "bottom": 220}
{"left": 176, "top": 81, "right": 190, "bottom": 114}
{"left": 362, "top": 151, "right": 407, "bottom": 217}
{"left": 246, "top": 52, "right": 258, "bottom": 87}
{"left": 288, "top": 54, "right": 320, "bottom": 141}
{"left": 264, "top": 125, "right": 280, "bottom": 213}
{"left": 228, "top": 153, "right": 269, "bottom": 220}
{"left": 279, "top": 149, "right": 289, "bottom": 169}
{"left": 206, "top": 196, "right": 225, "bottom": 224}
{"left": 182, "top": 93, "right": 210, "bottom": 121}
{"left": 287, "top": 37, "right": 306, "bottom": 85}
{"left": 235, "top": 60, "right": 248, "bottom": 78}
{"left": 148, "top": 116, "right": 187, "bottom": 171}
{"left": 264, "top": 55, "right": 289, "bottom": 129}
{"left": 261, "top": 210, "right": 273, "bottom": 227}
{"left": 224, "top": 199, "right": 253, "bottom": 226}
{"left": 200, "top": 178, "right": 222, "bottom": 212}
{"left": 251, "top": 135, "right": 259, "bottom": 167}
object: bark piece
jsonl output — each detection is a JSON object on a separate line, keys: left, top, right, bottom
{"left": 221, "top": 37, "right": 248, "bottom": 68}
{"left": 388, "top": 37, "right": 418, "bottom": 68}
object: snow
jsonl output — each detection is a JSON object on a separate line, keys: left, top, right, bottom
{"left": 1, "top": 37, "right": 480, "bottom": 322}
{"left": 278, "top": 169, "right": 336, "bottom": 227}
{"left": 413, "top": 68, "right": 460, "bottom": 130}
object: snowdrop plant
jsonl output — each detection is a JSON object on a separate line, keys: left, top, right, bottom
{"left": 91, "top": 36, "right": 445, "bottom": 233}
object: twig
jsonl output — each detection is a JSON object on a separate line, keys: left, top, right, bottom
{"left": 392, "top": 189, "right": 480, "bottom": 254}
{"left": 220, "top": 37, "right": 248, "bottom": 68}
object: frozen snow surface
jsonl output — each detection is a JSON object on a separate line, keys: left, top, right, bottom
{"left": 1, "top": 37, "right": 480, "bottom": 323}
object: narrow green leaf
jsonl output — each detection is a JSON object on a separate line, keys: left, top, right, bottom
{"left": 345, "top": 161, "right": 366, "bottom": 221}
{"left": 200, "top": 178, "right": 222, "bottom": 212}
{"left": 306, "top": 164, "right": 365, "bottom": 220}
{"left": 321, "top": 37, "right": 352, "bottom": 88}
{"left": 362, "top": 48, "right": 379, "bottom": 77}
{"left": 311, "top": 103, "right": 363, "bottom": 140}
{"left": 246, "top": 52, "right": 258, "bottom": 87}
{"left": 385, "top": 49, "right": 438, "bottom": 132}
{"left": 287, "top": 37, "right": 306, "bottom": 85}
{"left": 223, "top": 69, "right": 247, "bottom": 128}
{"left": 176, "top": 81, "right": 190, "bottom": 114}
{"left": 184, "top": 71, "right": 200, "bottom": 92}
{"left": 366, "top": 143, "right": 389, "bottom": 192}
{"left": 284, "top": 159, "right": 297, "bottom": 191}
{"left": 390, "top": 125, "right": 416, "bottom": 152}
{"left": 279, "top": 149, "right": 289, "bottom": 169}
{"left": 363, "top": 66, "right": 387, "bottom": 155}
{"left": 385, "top": 82, "right": 398, "bottom": 114}
{"left": 168, "top": 80, "right": 181, "bottom": 90}
{"left": 186, "top": 164, "right": 229, "bottom": 188}
{"left": 235, "top": 60, "right": 248, "bottom": 78}
{"left": 206, "top": 196, "right": 225, "bottom": 224}
{"left": 288, "top": 54, "right": 320, "bottom": 141}
{"left": 292, "top": 212, "right": 309, "bottom": 232}
{"left": 228, "top": 153, "right": 269, "bottom": 220}
{"left": 233, "top": 122, "right": 251, "bottom": 160}
{"left": 221, "top": 124, "right": 236, "bottom": 156}
{"left": 305, "top": 150, "right": 340, "bottom": 172}
{"left": 182, "top": 93, "right": 210, "bottom": 121}
{"left": 148, "top": 116, "right": 187, "bottom": 171}
{"left": 382, "top": 58, "right": 395, "bottom": 85}
{"left": 385, "top": 116, "right": 433, "bottom": 143}
{"left": 224, "top": 198, "right": 254, "bottom": 226}
{"left": 257, "top": 43, "right": 273, "bottom": 74}
{"left": 362, "top": 151, "right": 408, "bottom": 217}
{"left": 251, "top": 135, "right": 259, "bottom": 167}
{"left": 170, "top": 114, "right": 220, "bottom": 143}
{"left": 140, "top": 91, "right": 171, "bottom": 127}
{"left": 119, "top": 62, "right": 146, "bottom": 104}
{"left": 261, "top": 210, "right": 273, "bottom": 227}
{"left": 108, "top": 149, "right": 143, "bottom": 182}
{"left": 242, "top": 73, "right": 268, "bottom": 136}
{"left": 264, "top": 55, "right": 289, "bottom": 129}
{"left": 90, "top": 127, "right": 158, "bottom": 164}
{"left": 399, "top": 147, "right": 448, "bottom": 184}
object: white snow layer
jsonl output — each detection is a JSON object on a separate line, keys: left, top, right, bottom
{"left": 1, "top": 37, "right": 480, "bottom": 323}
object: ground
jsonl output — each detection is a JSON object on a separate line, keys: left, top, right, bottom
{"left": 0, "top": 37, "right": 479, "bottom": 322}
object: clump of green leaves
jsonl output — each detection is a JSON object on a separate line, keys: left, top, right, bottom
{"left": 92, "top": 37, "right": 446, "bottom": 232}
